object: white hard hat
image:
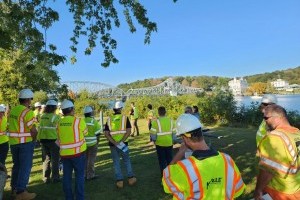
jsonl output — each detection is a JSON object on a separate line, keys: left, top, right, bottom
{"left": 46, "top": 100, "right": 58, "bottom": 106}
{"left": 58, "top": 102, "right": 61, "bottom": 106}
{"left": 41, "top": 104, "right": 46, "bottom": 108}
{"left": 34, "top": 102, "right": 42, "bottom": 107}
{"left": 83, "top": 106, "right": 93, "bottom": 114}
{"left": 176, "top": 114, "right": 202, "bottom": 136}
{"left": 19, "top": 89, "right": 33, "bottom": 99}
{"left": 0, "top": 104, "right": 6, "bottom": 110}
{"left": 0, "top": 106, "right": 5, "bottom": 113}
{"left": 114, "top": 101, "right": 124, "bottom": 109}
{"left": 261, "top": 94, "right": 277, "bottom": 104}
{"left": 61, "top": 99, "right": 74, "bottom": 110}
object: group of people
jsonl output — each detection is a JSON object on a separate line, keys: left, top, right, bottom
{"left": 0, "top": 89, "right": 299, "bottom": 200}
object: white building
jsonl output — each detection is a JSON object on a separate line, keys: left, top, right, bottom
{"left": 228, "top": 77, "right": 248, "bottom": 96}
{"left": 271, "top": 79, "right": 289, "bottom": 90}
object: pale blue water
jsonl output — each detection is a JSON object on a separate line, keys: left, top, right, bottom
{"left": 234, "top": 94, "right": 300, "bottom": 112}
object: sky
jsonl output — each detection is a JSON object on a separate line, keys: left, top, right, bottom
{"left": 48, "top": 0, "right": 300, "bottom": 86}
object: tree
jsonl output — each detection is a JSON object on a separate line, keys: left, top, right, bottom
{"left": 181, "top": 79, "right": 189, "bottom": 86}
{"left": 0, "top": 0, "right": 168, "bottom": 67}
{"left": 33, "top": 90, "right": 48, "bottom": 104}
{"left": 191, "top": 80, "right": 199, "bottom": 88}
{"left": 248, "top": 82, "right": 267, "bottom": 95}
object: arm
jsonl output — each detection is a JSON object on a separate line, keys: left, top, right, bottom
{"left": 103, "top": 122, "right": 118, "bottom": 146}
{"left": 170, "top": 142, "right": 187, "bottom": 164}
{"left": 30, "top": 125, "right": 38, "bottom": 141}
{"left": 121, "top": 117, "right": 131, "bottom": 142}
{"left": 254, "top": 168, "right": 274, "bottom": 200}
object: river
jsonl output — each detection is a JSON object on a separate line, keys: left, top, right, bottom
{"left": 234, "top": 94, "right": 300, "bottom": 112}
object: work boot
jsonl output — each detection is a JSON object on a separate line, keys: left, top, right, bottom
{"left": 15, "top": 191, "right": 36, "bottom": 200}
{"left": 128, "top": 177, "right": 137, "bottom": 186}
{"left": 116, "top": 180, "right": 124, "bottom": 189}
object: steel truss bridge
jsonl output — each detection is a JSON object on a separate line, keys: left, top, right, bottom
{"left": 62, "top": 78, "right": 203, "bottom": 98}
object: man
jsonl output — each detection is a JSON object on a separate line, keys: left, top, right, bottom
{"left": 0, "top": 105, "right": 8, "bottom": 167}
{"left": 146, "top": 104, "right": 155, "bottom": 131}
{"left": 38, "top": 100, "right": 60, "bottom": 183}
{"left": 83, "top": 106, "right": 102, "bottom": 180}
{"left": 104, "top": 101, "right": 136, "bottom": 188}
{"left": 8, "top": 88, "right": 38, "bottom": 200}
{"left": 57, "top": 99, "right": 87, "bottom": 200}
{"left": 256, "top": 94, "right": 277, "bottom": 147}
{"left": 130, "top": 102, "right": 139, "bottom": 136}
{"left": 254, "top": 104, "right": 300, "bottom": 200}
{"left": 150, "top": 106, "right": 176, "bottom": 175}
{"left": 33, "top": 102, "right": 42, "bottom": 122}
{"left": 162, "top": 114, "right": 245, "bottom": 199}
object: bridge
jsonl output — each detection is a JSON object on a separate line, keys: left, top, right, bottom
{"left": 62, "top": 78, "right": 203, "bottom": 98}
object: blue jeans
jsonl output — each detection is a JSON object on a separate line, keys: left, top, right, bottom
{"left": 0, "top": 142, "right": 9, "bottom": 165}
{"left": 110, "top": 145, "right": 134, "bottom": 181}
{"left": 10, "top": 142, "right": 35, "bottom": 193}
{"left": 62, "top": 153, "right": 86, "bottom": 200}
{"left": 155, "top": 145, "right": 173, "bottom": 175}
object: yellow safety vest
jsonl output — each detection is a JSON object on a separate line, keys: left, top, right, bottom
{"left": 84, "top": 117, "right": 102, "bottom": 147}
{"left": 258, "top": 128, "right": 300, "bottom": 194}
{"left": 256, "top": 120, "right": 268, "bottom": 147}
{"left": 8, "top": 105, "right": 36, "bottom": 145}
{"left": 130, "top": 107, "right": 139, "bottom": 120}
{"left": 57, "top": 116, "right": 87, "bottom": 156}
{"left": 150, "top": 117, "right": 176, "bottom": 147}
{"left": 162, "top": 152, "right": 245, "bottom": 200}
{"left": 107, "top": 114, "right": 127, "bottom": 143}
{"left": 38, "top": 113, "right": 60, "bottom": 140}
{"left": 0, "top": 116, "right": 8, "bottom": 144}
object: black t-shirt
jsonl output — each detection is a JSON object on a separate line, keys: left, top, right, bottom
{"left": 192, "top": 148, "right": 219, "bottom": 160}
{"left": 104, "top": 114, "right": 131, "bottom": 146}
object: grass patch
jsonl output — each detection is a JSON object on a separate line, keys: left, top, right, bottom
{"left": 3, "top": 119, "right": 257, "bottom": 200}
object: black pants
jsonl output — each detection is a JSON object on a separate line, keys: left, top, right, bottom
{"left": 0, "top": 142, "right": 9, "bottom": 165}
{"left": 155, "top": 145, "right": 173, "bottom": 175}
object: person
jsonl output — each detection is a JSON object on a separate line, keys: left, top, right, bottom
{"left": 56, "top": 102, "right": 62, "bottom": 116}
{"left": 104, "top": 101, "right": 137, "bottom": 188}
{"left": 150, "top": 106, "right": 176, "bottom": 176}
{"left": 184, "top": 106, "right": 193, "bottom": 114}
{"left": 146, "top": 104, "right": 155, "bottom": 130}
{"left": 83, "top": 106, "right": 102, "bottom": 181}
{"left": 0, "top": 162, "right": 7, "bottom": 200}
{"left": 254, "top": 104, "right": 300, "bottom": 200}
{"left": 0, "top": 105, "right": 9, "bottom": 168}
{"left": 192, "top": 105, "right": 201, "bottom": 121}
{"left": 256, "top": 94, "right": 277, "bottom": 147}
{"left": 162, "top": 114, "right": 245, "bottom": 199}
{"left": 38, "top": 100, "right": 61, "bottom": 184}
{"left": 57, "top": 99, "right": 87, "bottom": 200}
{"left": 33, "top": 102, "right": 42, "bottom": 122}
{"left": 130, "top": 102, "right": 139, "bottom": 136}
{"left": 8, "top": 88, "right": 38, "bottom": 200}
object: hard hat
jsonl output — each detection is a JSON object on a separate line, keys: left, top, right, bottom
{"left": 0, "top": 106, "right": 5, "bottom": 113}
{"left": 18, "top": 89, "right": 33, "bottom": 99}
{"left": 34, "top": 102, "right": 42, "bottom": 107}
{"left": 114, "top": 101, "right": 124, "bottom": 109}
{"left": 176, "top": 114, "right": 202, "bottom": 136}
{"left": 41, "top": 104, "right": 46, "bottom": 108}
{"left": 58, "top": 102, "right": 61, "bottom": 106}
{"left": 83, "top": 106, "right": 93, "bottom": 114}
{"left": 0, "top": 104, "right": 6, "bottom": 110}
{"left": 46, "top": 100, "right": 58, "bottom": 106}
{"left": 61, "top": 99, "right": 74, "bottom": 110}
{"left": 261, "top": 94, "right": 277, "bottom": 104}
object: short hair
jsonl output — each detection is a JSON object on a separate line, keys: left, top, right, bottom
{"left": 147, "top": 104, "right": 152, "bottom": 110}
{"left": 265, "top": 104, "right": 287, "bottom": 119}
{"left": 62, "top": 107, "right": 73, "bottom": 115}
{"left": 184, "top": 106, "right": 193, "bottom": 114}
{"left": 45, "top": 105, "right": 57, "bottom": 113}
{"left": 158, "top": 106, "right": 166, "bottom": 116}
{"left": 131, "top": 102, "right": 135, "bottom": 106}
{"left": 186, "top": 127, "right": 204, "bottom": 142}
{"left": 84, "top": 113, "right": 92, "bottom": 117}
{"left": 19, "top": 98, "right": 31, "bottom": 104}
{"left": 192, "top": 105, "right": 199, "bottom": 113}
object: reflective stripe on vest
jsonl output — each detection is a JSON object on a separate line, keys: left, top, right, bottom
{"left": 221, "top": 153, "right": 235, "bottom": 200}
{"left": 0, "top": 132, "right": 6, "bottom": 135}
{"left": 272, "top": 130, "right": 297, "bottom": 162}
{"left": 40, "top": 126, "right": 56, "bottom": 130}
{"left": 9, "top": 132, "right": 31, "bottom": 137}
{"left": 108, "top": 116, "right": 126, "bottom": 135}
{"left": 156, "top": 119, "right": 173, "bottom": 136}
{"left": 11, "top": 108, "right": 32, "bottom": 143}
{"left": 60, "top": 139, "right": 85, "bottom": 150}
{"left": 163, "top": 166, "right": 185, "bottom": 200}
{"left": 260, "top": 157, "right": 298, "bottom": 174}
{"left": 86, "top": 119, "right": 94, "bottom": 126}
{"left": 85, "top": 136, "right": 97, "bottom": 144}
{"left": 177, "top": 158, "right": 203, "bottom": 199}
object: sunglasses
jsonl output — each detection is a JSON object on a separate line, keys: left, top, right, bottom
{"left": 263, "top": 116, "right": 271, "bottom": 120}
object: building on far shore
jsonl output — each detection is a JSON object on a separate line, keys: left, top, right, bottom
{"left": 271, "top": 79, "right": 289, "bottom": 90}
{"left": 228, "top": 77, "right": 248, "bottom": 96}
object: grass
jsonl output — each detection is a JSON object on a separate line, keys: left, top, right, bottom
{"left": 3, "top": 119, "right": 258, "bottom": 200}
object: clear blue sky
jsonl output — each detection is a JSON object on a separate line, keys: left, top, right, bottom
{"left": 49, "top": 0, "right": 300, "bottom": 86}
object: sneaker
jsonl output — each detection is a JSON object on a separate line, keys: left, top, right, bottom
{"left": 116, "top": 180, "right": 124, "bottom": 188}
{"left": 15, "top": 191, "right": 36, "bottom": 200}
{"left": 128, "top": 177, "right": 137, "bottom": 186}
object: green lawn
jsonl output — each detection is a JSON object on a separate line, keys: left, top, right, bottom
{"left": 3, "top": 119, "right": 258, "bottom": 200}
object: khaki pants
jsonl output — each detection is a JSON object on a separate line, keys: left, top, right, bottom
{"left": 85, "top": 144, "right": 98, "bottom": 179}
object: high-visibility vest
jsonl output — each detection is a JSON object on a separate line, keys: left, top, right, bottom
{"left": 57, "top": 116, "right": 87, "bottom": 156}
{"left": 38, "top": 113, "right": 60, "bottom": 140}
{"left": 0, "top": 116, "right": 8, "bottom": 144}
{"left": 256, "top": 120, "right": 267, "bottom": 147}
{"left": 130, "top": 107, "right": 139, "bottom": 120}
{"left": 147, "top": 110, "right": 155, "bottom": 120}
{"left": 84, "top": 117, "right": 102, "bottom": 147}
{"left": 107, "top": 114, "right": 127, "bottom": 143}
{"left": 34, "top": 109, "right": 41, "bottom": 122}
{"left": 162, "top": 152, "right": 245, "bottom": 200}
{"left": 150, "top": 117, "right": 176, "bottom": 147}
{"left": 8, "top": 105, "right": 36, "bottom": 145}
{"left": 258, "top": 128, "right": 300, "bottom": 194}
